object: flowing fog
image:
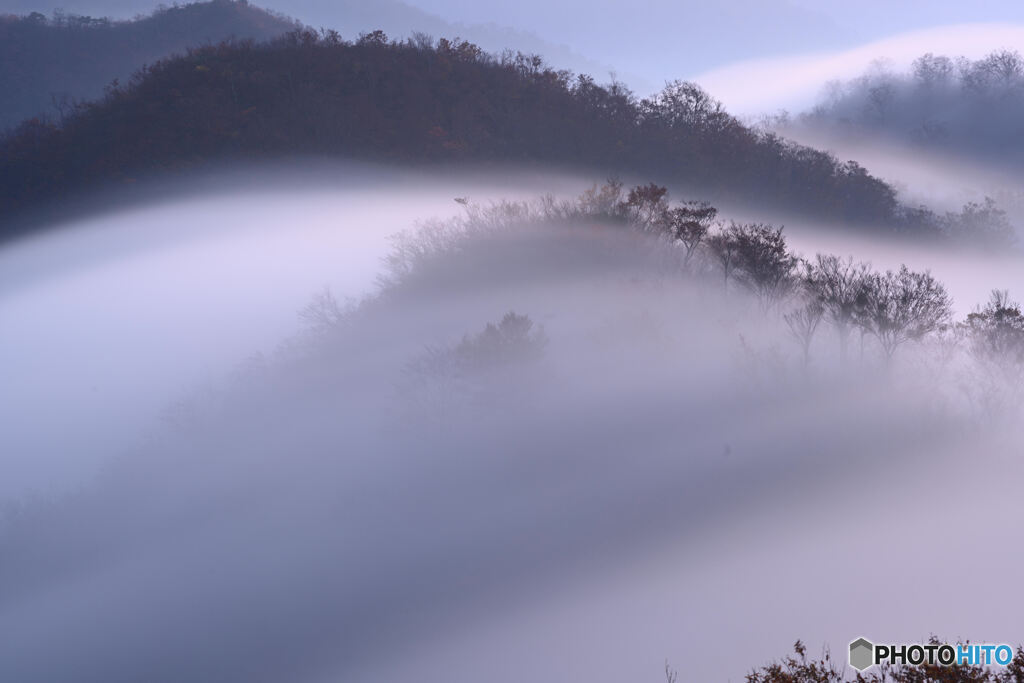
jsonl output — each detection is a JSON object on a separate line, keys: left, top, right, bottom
{"left": 770, "top": 127, "right": 1024, "bottom": 235}
{"left": 695, "top": 22, "right": 1024, "bottom": 116}
{"left": 2, "top": 164, "right": 1023, "bottom": 682}
{"left": 0, "top": 163, "right": 582, "bottom": 498}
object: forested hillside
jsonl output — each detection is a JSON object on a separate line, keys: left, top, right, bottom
{"left": 0, "top": 29, "right": 946, "bottom": 237}
{"left": 781, "top": 49, "right": 1024, "bottom": 169}
{"left": 0, "top": 0, "right": 299, "bottom": 130}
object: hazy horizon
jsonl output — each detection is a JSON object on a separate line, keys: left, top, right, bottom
{"left": 4, "top": 0, "right": 1024, "bottom": 98}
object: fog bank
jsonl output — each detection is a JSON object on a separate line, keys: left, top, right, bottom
{"left": 2, "top": 169, "right": 1022, "bottom": 683}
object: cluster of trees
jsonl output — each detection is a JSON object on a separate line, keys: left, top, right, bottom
{"left": 1, "top": 28, "right": 943, "bottom": 237}
{"left": 739, "top": 639, "right": 1024, "bottom": 683}
{"left": 782, "top": 49, "right": 1024, "bottom": 170}
{"left": 401, "top": 311, "right": 549, "bottom": 415}
{"left": 959, "top": 288, "right": 1024, "bottom": 413}
{"left": 407, "top": 311, "right": 548, "bottom": 380}
{"left": 800, "top": 258, "right": 951, "bottom": 364}
{"left": 393, "top": 181, "right": 1023, "bottom": 385}
{"left": 641, "top": 181, "right": 1024, "bottom": 374}
{"left": 942, "top": 197, "right": 1017, "bottom": 249}
{"left": 573, "top": 181, "right": 956, "bottom": 366}
{"left": 0, "top": 0, "right": 299, "bottom": 131}
{"left": 963, "top": 289, "right": 1024, "bottom": 367}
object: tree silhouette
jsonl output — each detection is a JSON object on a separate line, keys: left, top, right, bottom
{"left": 784, "top": 298, "right": 825, "bottom": 367}
{"left": 665, "top": 200, "right": 717, "bottom": 266}
{"left": 709, "top": 222, "right": 800, "bottom": 309}
{"left": 0, "top": 30, "right": 945, "bottom": 235}
{"left": 855, "top": 265, "right": 952, "bottom": 361}
{"left": 806, "top": 254, "right": 872, "bottom": 364}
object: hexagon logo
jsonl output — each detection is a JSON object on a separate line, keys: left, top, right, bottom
{"left": 849, "top": 637, "right": 874, "bottom": 671}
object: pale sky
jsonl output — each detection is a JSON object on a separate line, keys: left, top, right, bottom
{"left": 4, "top": 0, "right": 1024, "bottom": 98}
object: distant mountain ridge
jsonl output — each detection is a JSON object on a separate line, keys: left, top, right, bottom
{"left": 0, "top": 0, "right": 300, "bottom": 130}
{"left": 0, "top": 0, "right": 631, "bottom": 93}
{"left": 776, "top": 49, "right": 1024, "bottom": 170}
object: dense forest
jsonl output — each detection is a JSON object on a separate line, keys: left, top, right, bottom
{"left": 0, "top": 0, "right": 299, "bottom": 130}
{"left": 0, "top": 28, "right": 964, "bottom": 238}
{"left": 779, "top": 49, "right": 1024, "bottom": 169}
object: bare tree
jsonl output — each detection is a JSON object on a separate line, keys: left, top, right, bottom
{"left": 805, "top": 254, "right": 871, "bottom": 363}
{"left": 784, "top": 299, "right": 825, "bottom": 367}
{"left": 963, "top": 290, "right": 1024, "bottom": 363}
{"left": 707, "top": 222, "right": 800, "bottom": 307}
{"left": 298, "top": 286, "right": 349, "bottom": 336}
{"left": 706, "top": 225, "right": 741, "bottom": 289}
{"left": 855, "top": 265, "right": 952, "bottom": 361}
{"left": 977, "top": 48, "right": 1024, "bottom": 89}
{"left": 959, "top": 290, "right": 1024, "bottom": 415}
{"left": 621, "top": 183, "right": 669, "bottom": 231}
{"left": 665, "top": 200, "right": 717, "bottom": 266}
{"left": 912, "top": 52, "right": 955, "bottom": 90}
{"left": 641, "top": 80, "right": 731, "bottom": 132}
{"left": 730, "top": 222, "right": 801, "bottom": 309}
{"left": 577, "top": 178, "right": 624, "bottom": 217}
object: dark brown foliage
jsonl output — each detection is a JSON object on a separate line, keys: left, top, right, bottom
{"left": 0, "top": 30, "right": 926, "bottom": 235}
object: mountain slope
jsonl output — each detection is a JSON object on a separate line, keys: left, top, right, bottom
{"left": 0, "top": 30, "right": 940, "bottom": 237}
{"left": 0, "top": 0, "right": 299, "bottom": 130}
